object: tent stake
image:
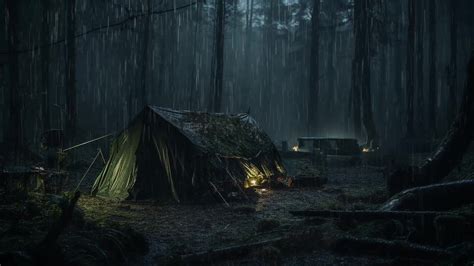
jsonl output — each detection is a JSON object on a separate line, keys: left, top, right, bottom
{"left": 74, "top": 150, "right": 101, "bottom": 192}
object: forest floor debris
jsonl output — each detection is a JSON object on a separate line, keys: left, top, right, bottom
{"left": 0, "top": 191, "right": 147, "bottom": 265}
{"left": 75, "top": 161, "right": 391, "bottom": 264}
{"left": 2, "top": 150, "right": 474, "bottom": 265}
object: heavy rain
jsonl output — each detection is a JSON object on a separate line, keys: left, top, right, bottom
{"left": 1, "top": 0, "right": 474, "bottom": 265}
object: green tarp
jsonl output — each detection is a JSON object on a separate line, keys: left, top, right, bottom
{"left": 92, "top": 120, "right": 142, "bottom": 199}
{"left": 92, "top": 106, "right": 286, "bottom": 202}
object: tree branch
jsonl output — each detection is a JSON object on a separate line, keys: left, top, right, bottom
{"left": 0, "top": 1, "right": 199, "bottom": 55}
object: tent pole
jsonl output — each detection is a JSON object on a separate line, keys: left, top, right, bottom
{"left": 209, "top": 181, "right": 230, "bottom": 207}
{"left": 73, "top": 150, "right": 102, "bottom": 192}
{"left": 63, "top": 133, "right": 114, "bottom": 152}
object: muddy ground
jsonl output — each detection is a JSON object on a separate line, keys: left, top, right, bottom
{"left": 2, "top": 147, "right": 474, "bottom": 265}
{"left": 76, "top": 160, "right": 390, "bottom": 265}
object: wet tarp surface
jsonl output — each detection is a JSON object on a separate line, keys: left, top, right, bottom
{"left": 150, "top": 106, "right": 276, "bottom": 157}
{"left": 92, "top": 106, "right": 286, "bottom": 201}
{"left": 92, "top": 120, "right": 142, "bottom": 199}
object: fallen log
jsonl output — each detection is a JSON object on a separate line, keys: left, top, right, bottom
{"left": 332, "top": 236, "right": 453, "bottom": 260}
{"left": 177, "top": 237, "right": 285, "bottom": 264}
{"left": 166, "top": 228, "right": 322, "bottom": 265}
{"left": 290, "top": 210, "right": 445, "bottom": 221}
{"left": 290, "top": 210, "right": 444, "bottom": 241}
{"left": 387, "top": 51, "right": 474, "bottom": 194}
{"left": 381, "top": 180, "right": 474, "bottom": 211}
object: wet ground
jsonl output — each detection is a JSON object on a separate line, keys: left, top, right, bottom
{"left": 77, "top": 162, "right": 388, "bottom": 265}
{"left": 3, "top": 147, "right": 473, "bottom": 265}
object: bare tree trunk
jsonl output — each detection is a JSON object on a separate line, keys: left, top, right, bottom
{"left": 405, "top": 0, "right": 416, "bottom": 138}
{"left": 242, "top": 0, "right": 254, "bottom": 111}
{"left": 447, "top": 1, "right": 457, "bottom": 125}
{"left": 379, "top": 45, "right": 387, "bottom": 138}
{"left": 387, "top": 51, "right": 474, "bottom": 194}
{"left": 248, "top": 0, "right": 254, "bottom": 37}
{"left": 326, "top": 2, "right": 337, "bottom": 114}
{"left": 416, "top": 0, "right": 425, "bottom": 136}
{"left": 353, "top": 0, "right": 377, "bottom": 147}
{"left": 169, "top": 10, "right": 177, "bottom": 104}
{"left": 308, "top": 0, "right": 320, "bottom": 133}
{"left": 4, "top": 0, "right": 22, "bottom": 159}
{"left": 157, "top": 13, "right": 166, "bottom": 106}
{"left": 42, "top": 0, "right": 51, "bottom": 131}
{"left": 65, "top": 0, "right": 77, "bottom": 144}
{"left": 352, "top": 0, "right": 363, "bottom": 140}
{"left": 352, "top": 62, "right": 362, "bottom": 139}
{"left": 360, "top": 0, "right": 377, "bottom": 148}
{"left": 139, "top": 0, "right": 152, "bottom": 111}
{"left": 262, "top": 0, "right": 275, "bottom": 121}
{"left": 189, "top": 2, "right": 201, "bottom": 110}
{"left": 428, "top": 0, "right": 437, "bottom": 137}
{"left": 210, "top": 0, "right": 225, "bottom": 112}
{"left": 392, "top": 0, "right": 403, "bottom": 138}
{"left": 378, "top": 0, "right": 388, "bottom": 124}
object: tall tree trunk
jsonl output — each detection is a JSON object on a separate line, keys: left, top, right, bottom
{"left": 242, "top": 0, "right": 254, "bottom": 111}
{"left": 378, "top": 0, "right": 389, "bottom": 141}
{"left": 42, "top": 0, "right": 51, "bottom": 131}
{"left": 392, "top": 0, "right": 403, "bottom": 138}
{"left": 360, "top": 0, "right": 377, "bottom": 148}
{"left": 263, "top": 0, "right": 275, "bottom": 122}
{"left": 248, "top": 0, "right": 254, "bottom": 35}
{"left": 138, "top": 0, "right": 152, "bottom": 111}
{"left": 352, "top": 0, "right": 363, "bottom": 140}
{"left": 308, "top": 0, "right": 320, "bottom": 133}
{"left": 169, "top": 10, "right": 177, "bottom": 105}
{"left": 353, "top": 0, "right": 377, "bottom": 146}
{"left": 189, "top": 1, "right": 201, "bottom": 110}
{"left": 351, "top": 60, "right": 362, "bottom": 139}
{"left": 416, "top": 0, "right": 425, "bottom": 136}
{"left": 428, "top": 0, "right": 437, "bottom": 137}
{"left": 405, "top": 0, "right": 416, "bottom": 138}
{"left": 326, "top": 2, "right": 337, "bottom": 114}
{"left": 157, "top": 13, "right": 166, "bottom": 106}
{"left": 210, "top": 0, "right": 225, "bottom": 112}
{"left": 65, "top": 0, "right": 77, "bottom": 144}
{"left": 447, "top": 1, "right": 457, "bottom": 125}
{"left": 388, "top": 50, "right": 474, "bottom": 194}
{"left": 379, "top": 45, "right": 387, "bottom": 138}
{"left": 4, "top": 0, "right": 22, "bottom": 158}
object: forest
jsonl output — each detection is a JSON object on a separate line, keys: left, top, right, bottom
{"left": 1, "top": 0, "right": 474, "bottom": 265}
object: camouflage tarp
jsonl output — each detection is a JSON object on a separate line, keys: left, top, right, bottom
{"left": 92, "top": 106, "right": 287, "bottom": 202}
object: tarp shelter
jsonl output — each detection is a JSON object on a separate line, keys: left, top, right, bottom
{"left": 91, "top": 106, "right": 287, "bottom": 202}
